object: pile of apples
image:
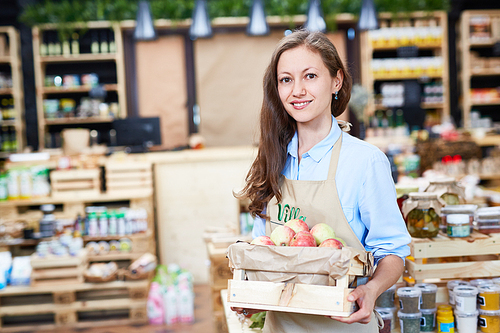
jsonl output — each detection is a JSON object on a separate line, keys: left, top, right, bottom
{"left": 250, "top": 219, "right": 346, "bottom": 248}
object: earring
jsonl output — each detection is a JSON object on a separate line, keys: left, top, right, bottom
{"left": 334, "top": 91, "right": 338, "bottom": 100}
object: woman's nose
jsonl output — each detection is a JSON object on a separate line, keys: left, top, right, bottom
{"left": 292, "top": 82, "right": 306, "bottom": 97}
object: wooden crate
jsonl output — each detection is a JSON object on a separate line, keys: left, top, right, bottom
{"left": 30, "top": 250, "right": 88, "bottom": 286}
{"left": 405, "top": 231, "right": 500, "bottom": 302}
{"left": 105, "top": 161, "right": 152, "bottom": 194}
{"left": 227, "top": 246, "right": 370, "bottom": 317}
{"left": 0, "top": 280, "right": 149, "bottom": 332}
{"left": 50, "top": 169, "right": 101, "bottom": 199}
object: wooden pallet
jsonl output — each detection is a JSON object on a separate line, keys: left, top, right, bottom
{"left": 405, "top": 231, "right": 500, "bottom": 302}
{"left": 30, "top": 250, "right": 88, "bottom": 286}
{"left": 50, "top": 168, "right": 101, "bottom": 199}
{"left": 105, "top": 161, "right": 153, "bottom": 194}
{"left": 0, "top": 280, "right": 149, "bottom": 332}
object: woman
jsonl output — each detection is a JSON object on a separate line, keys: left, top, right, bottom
{"left": 234, "top": 30, "right": 411, "bottom": 332}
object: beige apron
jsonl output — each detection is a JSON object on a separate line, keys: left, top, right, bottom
{"left": 264, "top": 135, "right": 380, "bottom": 333}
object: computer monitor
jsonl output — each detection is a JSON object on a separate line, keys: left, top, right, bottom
{"left": 112, "top": 117, "right": 161, "bottom": 150}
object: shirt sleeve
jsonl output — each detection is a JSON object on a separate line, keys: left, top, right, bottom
{"left": 251, "top": 205, "right": 267, "bottom": 239}
{"left": 358, "top": 149, "right": 411, "bottom": 264}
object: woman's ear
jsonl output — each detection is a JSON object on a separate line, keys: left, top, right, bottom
{"left": 332, "top": 69, "right": 344, "bottom": 93}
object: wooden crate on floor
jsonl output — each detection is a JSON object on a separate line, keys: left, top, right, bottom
{"left": 105, "top": 161, "right": 152, "bottom": 194}
{"left": 405, "top": 231, "right": 500, "bottom": 302}
{"left": 30, "top": 250, "right": 88, "bottom": 286}
{"left": 50, "top": 169, "right": 101, "bottom": 199}
{"left": 0, "top": 280, "right": 149, "bottom": 332}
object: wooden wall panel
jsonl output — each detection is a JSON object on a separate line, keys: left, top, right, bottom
{"left": 135, "top": 35, "right": 189, "bottom": 150}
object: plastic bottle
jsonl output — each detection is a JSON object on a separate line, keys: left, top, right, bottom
{"left": 0, "top": 173, "right": 7, "bottom": 201}
{"left": 88, "top": 212, "right": 98, "bottom": 237}
{"left": 178, "top": 278, "right": 194, "bottom": 323}
{"left": 163, "top": 285, "right": 179, "bottom": 325}
{"left": 99, "top": 211, "right": 108, "bottom": 236}
{"left": 437, "top": 308, "right": 455, "bottom": 333}
{"left": 108, "top": 211, "right": 117, "bottom": 236}
{"left": 147, "top": 282, "right": 164, "bottom": 324}
{"left": 117, "top": 212, "right": 126, "bottom": 236}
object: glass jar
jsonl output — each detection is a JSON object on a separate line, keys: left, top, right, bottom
{"left": 396, "top": 185, "right": 420, "bottom": 217}
{"left": 476, "top": 207, "right": 500, "bottom": 234}
{"left": 403, "top": 192, "right": 442, "bottom": 238}
{"left": 441, "top": 204, "right": 477, "bottom": 233}
{"left": 425, "top": 177, "right": 465, "bottom": 205}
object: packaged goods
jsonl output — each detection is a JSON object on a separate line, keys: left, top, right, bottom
{"left": 425, "top": 177, "right": 465, "bottom": 205}
{"left": 163, "top": 285, "right": 179, "bottom": 325}
{"left": 421, "top": 308, "right": 437, "bottom": 332}
{"left": 455, "top": 310, "right": 479, "bottom": 333}
{"left": 478, "top": 284, "right": 500, "bottom": 311}
{"left": 492, "top": 277, "right": 500, "bottom": 286}
{"left": 454, "top": 286, "right": 479, "bottom": 313}
{"left": 403, "top": 192, "right": 442, "bottom": 238}
{"left": 470, "top": 279, "right": 493, "bottom": 288}
{"left": 147, "top": 282, "right": 164, "bottom": 324}
{"left": 397, "top": 287, "right": 422, "bottom": 313}
{"left": 447, "top": 214, "right": 471, "bottom": 237}
{"left": 376, "top": 284, "right": 397, "bottom": 308}
{"left": 415, "top": 283, "right": 438, "bottom": 309}
{"left": 377, "top": 308, "right": 394, "bottom": 333}
{"left": 447, "top": 281, "right": 471, "bottom": 305}
{"left": 478, "top": 309, "right": 500, "bottom": 333}
{"left": 441, "top": 205, "right": 477, "bottom": 233}
{"left": 0, "top": 173, "right": 7, "bottom": 201}
{"left": 398, "top": 311, "right": 422, "bottom": 333}
{"left": 476, "top": 207, "right": 500, "bottom": 234}
{"left": 437, "top": 308, "right": 455, "bottom": 333}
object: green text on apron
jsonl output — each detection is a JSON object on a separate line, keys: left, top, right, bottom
{"left": 265, "top": 135, "right": 379, "bottom": 333}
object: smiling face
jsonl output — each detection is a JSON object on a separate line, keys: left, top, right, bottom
{"left": 277, "top": 45, "right": 343, "bottom": 127}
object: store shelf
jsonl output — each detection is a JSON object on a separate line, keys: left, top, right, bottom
{"left": 45, "top": 116, "right": 115, "bottom": 125}
{"left": 372, "top": 43, "right": 442, "bottom": 51}
{"left": 373, "top": 73, "right": 443, "bottom": 81}
{"left": 41, "top": 84, "right": 118, "bottom": 94}
{"left": 87, "top": 252, "right": 142, "bottom": 261}
{"left": 474, "top": 135, "right": 500, "bottom": 147}
{"left": 40, "top": 53, "right": 117, "bottom": 63}
{"left": 470, "top": 39, "right": 497, "bottom": 47}
{"left": 0, "top": 188, "right": 153, "bottom": 206}
{"left": 0, "top": 152, "right": 11, "bottom": 159}
{"left": 421, "top": 102, "right": 445, "bottom": 109}
{"left": 0, "top": 87, "right": 13, "bottom": 95}
{"left": 471, "top": 69, "right": 500, "bottom": 76}
{"left": 0, "top": 120, "right": 16, "bottom": 127}
{"left": 0, "top": 55, "right": 10, "bottom": 63}
{"left": 470, "top": 99, "right": 500, "bottom": 106}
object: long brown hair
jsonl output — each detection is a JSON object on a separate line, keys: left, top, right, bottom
{"left": 237, "top": 29, "right": 352, "bottom": 219}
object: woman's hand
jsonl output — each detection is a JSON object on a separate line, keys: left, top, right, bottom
{"left": 329, "top": 283, "right": 377, "bottom": 324}
{"left": 231, "top": 307, "right": 264, "bottom": 317}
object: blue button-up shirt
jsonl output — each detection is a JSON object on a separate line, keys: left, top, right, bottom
{"left": 252, "top": 117, "right": 411, "bottom": 264}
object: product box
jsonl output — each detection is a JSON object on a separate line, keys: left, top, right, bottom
{"left": 226, "top": 242, "right": 373, "bottom": 317}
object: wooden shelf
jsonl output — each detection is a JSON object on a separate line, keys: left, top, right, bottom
{"left": 0, "top": 87, "right": 13, "bottom": 95}
{"left": 44, "top": 116, "right": 115, "bottom": 125}
{"left": 372, "top": 43, "right": 442, "bottom": 51}
{"left": 469, "top": 39, "right": 497, "bottom": 47}
{"left": 470, "top": 99, "right": 500, "bottom": 106}
{"left": 471, "top": 69, "right": 500, "bottom": 76}
{"left": 88, "top": 252, "right": 142, "bottom": 261}
{"left": 0, "top": 120, "right": 16, "bottom": 127}
{"left": 422, "top": 102, "right": 445, "bottom": 109}
{"left": 0, "top": 188, "right": 153, "bottom": 206}
{"left": 42, "top": 84, "right": 118, "bottom": 94}
{"left": 373, "top": 73, "right": 443, "bottom": 81}
{"left": 40, "top": 53, "right": 117, "bottom": 63}
{"left": 474, "top": 135, "right": 500, "bottom": 147}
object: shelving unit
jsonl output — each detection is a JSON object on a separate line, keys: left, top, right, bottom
{"left": 0, "top": 26, "right": 25, "bottom": 155}
{"left": 459, "top": 10, "right": 500, "bottom": 128}
{"left": 360, "top": 11, "right": 450, "bottom": 126}
{"left": 32, "top": 21, "right": 127, "bottom": 149}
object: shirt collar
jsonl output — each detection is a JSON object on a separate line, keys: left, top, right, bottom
{"left": 287, "top": 116, "right": 342, "bottom": 162}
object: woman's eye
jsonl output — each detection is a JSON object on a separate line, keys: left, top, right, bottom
{"left": 279, "top": 77, "right": 291, "bottom": 83}
{"left": 306, "top": 73, "right": 317, "bottom": 79}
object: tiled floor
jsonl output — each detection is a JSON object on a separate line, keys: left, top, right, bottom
{"left": 60, "top": 284, "right": 218, "bottom": 333}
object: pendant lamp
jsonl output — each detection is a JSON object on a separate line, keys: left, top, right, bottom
{"left": 247, "top": 0, "right": 270, "bottom": 36}
{"left": 189, "top": 0, "right": 213, "bottom": 40}
{"left": 357, "top": 0, "right": 379, "bottom": 31}
{"left": 304, "top": 0, "right": 326, "bottom": 33}
{"left": 134, "top": 1, "right": 157, "bottom": 41}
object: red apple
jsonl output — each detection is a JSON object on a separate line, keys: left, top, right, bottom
{"left": 319, "top": 238, "right": 345, "bottom": 249}
{"left": 284, "top": 219, "right": 309, "bottom": 234}
{"left": 310, "top": 223, "right": 336, "bottom": 246}
{"left": 270, "top": 225, "right": 295, "bottom": 246}
{"left": 289, "top": 231, "right": 316, "bottom": 247}
{"left": 250, "top": 236, "right": 275, "bottom": 246}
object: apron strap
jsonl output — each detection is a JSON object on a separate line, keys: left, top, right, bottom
{"left": 327, "top": 134, "right": 342, "bottom": 180}
{"left": 374, "top": 309, "right": 384, "bottom": 329}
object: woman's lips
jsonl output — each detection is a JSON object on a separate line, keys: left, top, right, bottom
{"left": 291, "top": 100, "right": 312, "bottom": 109}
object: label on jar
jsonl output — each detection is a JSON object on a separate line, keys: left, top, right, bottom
{"left": 479, "top": 317, "right": 487, "bottom": 328}
{"left": 439, "top": 322, "right": 454, "bottom": 332}
{"left": 479, "top": 296, "right": 486, "bottom": 307}
{"left": 447, "top": 224, "right": 470, "bottom": 237}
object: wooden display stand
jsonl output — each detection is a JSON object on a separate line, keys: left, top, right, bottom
{"left": 30, "top": 250, "right": 87, "bottom": 286}
{"left": 0, "top": 26, "right": 25, "bottom": 157}
{"left": 32, "top": 21, "right": 127, "bottom": 149}
{"left": 360, "top": 11, "right": 450, "bottom": 125}
{"left": 50, "top": 168, "right": 101, "bottom": 199}
{"left": 405, "top": 231, "right": 500, "bottom": 302}
{"left": 458, "top": 10, "right": 500, "bottom": 128}
{"left": 0, "top": 280, "right": 149, "bottom": 332}
{"left": 104, "top": 161, "right": 153, "bottom": 194}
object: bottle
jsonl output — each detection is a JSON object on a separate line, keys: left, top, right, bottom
{"left": 163, "top": 285, "right": 179, "bottom": 325}
{"left": 40, "top": 32, "right": 48, "bottom": 56}
{"left": 100, "top": 30, "right": 109, "bottom": 53}
{"left": 62, "top": 37, "right": 70, "bottom": 56}
{"left": 71, "top": 33, "right": 79, "bottom": 55}
{"left": 117, "top": 212, "right": 126, "bottom": 236}
{"left": 53, "top": 33, "right": 62, "bottom": 55}
{"left": 147, "top": 282, "right": 164, "bottom": 324}
{"left": 108, "top": 30, "right": 116, "bottom": 53}
{"left": 2, "top": 127, "right": 10, "bottom": 152}
{"left": 91, "top": 31, "right": 99, "bottom": 54}
{"left": 178, "top": 282, "right": 194, "bottom": 323}
{"left": 99, "top": 211, "right": 108, "bottom": 236}
{"left": 0, "top": 173, "right": 7, "bottom": 201}
{"left": 48, "top": 32, "right": 55, "bottom": 56}
{"left": 88, "top": 212, "right": 98, "bottom": 237}
{"left": 125, "top": 209, "right": 133, "bottom": 235}
{"left": 108, "top": 210, "right": 117, "bottom": 236}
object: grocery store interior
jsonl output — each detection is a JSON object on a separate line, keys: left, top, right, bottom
{"left": 1, "top": 0, "right": 500, "bottom": 332}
